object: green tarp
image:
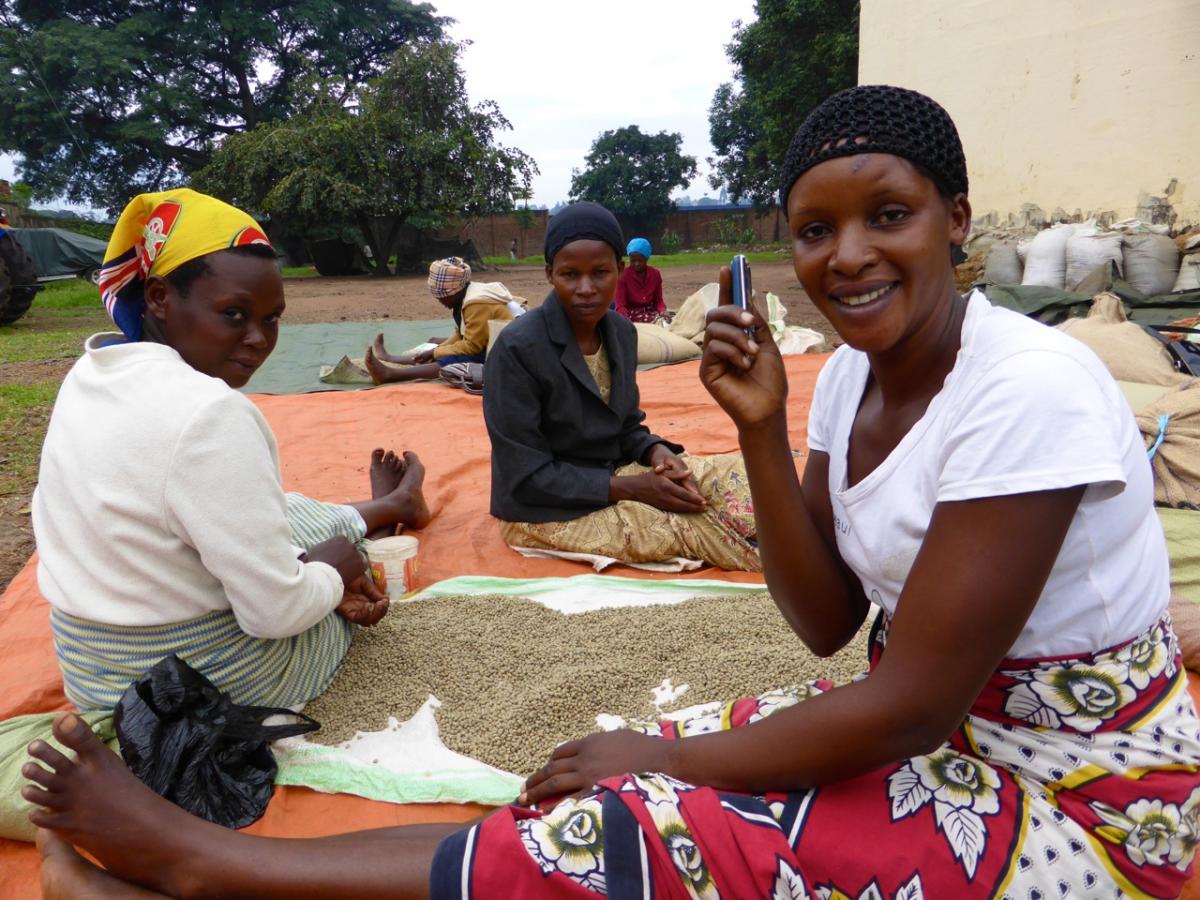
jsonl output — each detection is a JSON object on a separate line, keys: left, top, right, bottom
{"left": 980, "top": 264, "right": 1200, "bottom": 326}
{"left": 241, "top": 319, "right": 451, "bottom": 395}
{"left": 8, "top": 227, "right": 106, "bottom": 279}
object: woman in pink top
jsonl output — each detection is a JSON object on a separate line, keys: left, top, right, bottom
{"left": 612, "top": 236, "right": 665, "bottom": 322}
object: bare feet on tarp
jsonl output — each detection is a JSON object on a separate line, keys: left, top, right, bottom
{"left": 393, "top": 451, "right": 432, "bottom": 529}
{"left": 23, "top": 714, "right": 208, "bottom": 898}
{"left": 370, "top": 447, "right": 407, "bottom": 499}
{"left": 372, "top": 333, "right": 407, "bottom": 364}
{"left": 363, "top": 449, "right": 432, "bottom": 534}
{"left": 364, "top": 344, "right": 397, "bottom": 385}
{"left": 38, "top": 828, "right": 166, "bottom": 899}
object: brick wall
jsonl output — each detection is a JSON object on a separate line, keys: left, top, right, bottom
{"left": 434, "top": 206, "right": 786, "bottom": 257}
{"left": 661, "top": 207, "right": 786, "bottom": 248}
{"left": 432, "top": 210, "right": 549, "bottom": 259}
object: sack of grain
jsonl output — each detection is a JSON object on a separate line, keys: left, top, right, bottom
{"left": 1123, "top": 233, "right": 1182, "bottom": 296}
{"left": 1174, "top": 234, "right": 1200, "bottom": 293}
{"left": 1175, "top": 254, "right": 1200, "bottom": 293}
{"left": 1057, "top": 293, "right": 1187, "bottom": 386}
{"left": 1064, "top": 225, "right": 1123, "bottom": 292}
{"left": 984, "top": 239, "right": 1023, "bottom": 284}
{"left": 1021, "top": 223, "right": 1076, "bottom": 289}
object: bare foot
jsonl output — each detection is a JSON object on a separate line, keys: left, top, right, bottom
{"left": 371, "top": 333, "right": 406, "bottom": 364}
{"left": 393, "top": 451, "right": 432, "bottom": 529}
{"left": 23, "top": 714, "right": 213, "bottom": 898}
{"left": 39, "top": 828, "right": 167, "bottom": 899}
{"left": 369, "top": 448, "right": 406, "bottom": 499}
{"left": 363, "top": 345, "right": 390, "bottom": 385}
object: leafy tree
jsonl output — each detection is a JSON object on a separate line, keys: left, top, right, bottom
{"left": 194, "top": 41, "right": 537, "bottom": 276}
{"left": 708, "top": 0, "right": 858, "bottom": 209}
{"left": 0, "top": 0, "right": 445, "bottom": 212}
{"left": 569, "top": 126, "right": 697, "bottom": 232}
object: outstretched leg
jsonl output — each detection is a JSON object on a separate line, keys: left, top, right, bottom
{"left": 364, "top": 346, "right": 441, "bottom": 385}
{"left": 351, "top": 450, "right": 432, "bottom": 533}
{"left": 24, "top": 714, "right": 462, "bottom": 899}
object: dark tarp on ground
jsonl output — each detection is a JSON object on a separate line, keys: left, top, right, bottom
{"left": 8, "top": 228, "right": 106, "bottom": 279}
{"left": 240, "top": 319, "right": 450, "bottom": 395}
{"left": 980, "top": 262, "right": 1200, "bottom": 326}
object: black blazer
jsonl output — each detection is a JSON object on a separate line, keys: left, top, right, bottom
{"left": 483, "top": 292, "right": 682, "bottom": 522}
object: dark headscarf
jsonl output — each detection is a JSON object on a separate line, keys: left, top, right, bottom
{"left": 544, "top": 201, "right": 625, "bottom": 265}
{"left": 778, "top": 85, "right": 968, "bottom": 209}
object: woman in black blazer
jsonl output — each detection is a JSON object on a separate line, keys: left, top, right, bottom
{"left": 483, "top": 201, "right": 759, "bottom": 572}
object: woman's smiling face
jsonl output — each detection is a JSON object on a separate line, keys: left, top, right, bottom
{"left": 786, "top": 153, "right": 970, "bottom": 357}
{"left": 146, "top": 250, "right": 285, "bottom": 388}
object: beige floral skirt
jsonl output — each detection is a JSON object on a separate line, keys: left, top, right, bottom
{"left": 500, "top": 453, "right": 759, "bottom": 572}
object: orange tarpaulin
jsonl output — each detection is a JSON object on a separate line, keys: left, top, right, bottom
{"left": 0, "top": 356, "right": 823, "bottom": 895}
{"left": 3, "top": 353, "right": 1198, "bottom": 897}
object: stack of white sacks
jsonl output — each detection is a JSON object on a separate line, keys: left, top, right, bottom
{"left": 984, "top": 219, "right": 1199, "bottom": 294}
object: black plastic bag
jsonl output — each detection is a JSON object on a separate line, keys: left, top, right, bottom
{"left": 113, "top": 654, "right": 319, "bottom": 829}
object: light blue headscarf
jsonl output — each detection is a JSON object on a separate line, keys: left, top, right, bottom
{"left": 626, "top": 237, "right": 652, "bottom": 260}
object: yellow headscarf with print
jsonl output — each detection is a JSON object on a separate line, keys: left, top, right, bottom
{"left": 99, "top": 188, "right": 272, "bottom": 339}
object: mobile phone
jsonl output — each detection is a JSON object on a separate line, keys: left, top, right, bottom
{"left": 730, "top": 254, "right": 753, "bottom": 335}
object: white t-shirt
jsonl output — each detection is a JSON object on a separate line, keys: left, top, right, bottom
{"left": 32, "top": 335, "right": 344, "bottom": 638}
{"left": 806, "top": 291, "right": 1168, "bottom": 658}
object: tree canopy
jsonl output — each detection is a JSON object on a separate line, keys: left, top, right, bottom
{"left": 569, "top": 125, "right": 697, "bottom": 232}
{"left": 0, "top": 0, "right": 445, "bottom": 212}
{"left": 194, "top": 40, "right": 537, "bottom": 276}
{"left": 708, "top": 0, "right": 858, "bottom": 209}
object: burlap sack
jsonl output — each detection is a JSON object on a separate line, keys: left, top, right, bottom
{"left": 1136, "top": 378, "right": 1200, "bottom": 508}
{"left": 1057, "top": 293, "right": 1187, "bottom": 387}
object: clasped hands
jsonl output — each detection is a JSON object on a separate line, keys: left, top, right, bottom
{"left": 303, "top": 537, "right": 390, "bottom": 627}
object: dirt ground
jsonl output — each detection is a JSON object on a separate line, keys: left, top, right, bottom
{"left": 0, "top": 261, "right": 829, "bottom": 591}
{"left": 279, "top": 258, "right": 829, "bottom": 332}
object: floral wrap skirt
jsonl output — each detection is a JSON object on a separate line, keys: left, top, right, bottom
{"left": 500, "top": 454, "right": 760, "bottom": 573}
{"left": 431, "top": 614, "right": 1200, "bottom": 898}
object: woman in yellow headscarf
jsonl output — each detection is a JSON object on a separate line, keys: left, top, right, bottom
{"left": 32, "top": 189, "right": 431, "bottom": 712}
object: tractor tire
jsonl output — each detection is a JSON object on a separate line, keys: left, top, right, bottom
{"left": 0, "top": 233, "right": 40, "bottom": 325}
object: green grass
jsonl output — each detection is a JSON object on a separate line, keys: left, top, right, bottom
{"left": 34, "top": 278, "right": 101, "bottom": 309}
{"left": 0, "top": 381, "right": 59, "bottom": 494}
{"left": 281, "top": 265, "right": 318, "bottom": 278}
{"left": 0, "top": 279, "right": 107, "bottom": 364}
{"left": 483, "top": 248, "right": 790, "bottom": 269}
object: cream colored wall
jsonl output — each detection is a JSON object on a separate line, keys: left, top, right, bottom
{"left": 858, "top": 0, "right": 1200, "bottom": 226}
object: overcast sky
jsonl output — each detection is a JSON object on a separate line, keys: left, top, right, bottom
{"left": 0, "top": 0, "right": 758, "bottom": 213}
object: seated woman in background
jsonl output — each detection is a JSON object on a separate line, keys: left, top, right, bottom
{"left": 21, "top": 89, "right": 1200, "bottom": 900}
{"left": 33, "top": 189, "right": 430, "bottom": 712}
{"left": 365, "top": 256, "right": 520, "bottom": 385}
{"left": 483, "top": 202, "right": 759, "bottom": 572}
{"left": 613, "top": 236, "right": 666, "bottom": 322}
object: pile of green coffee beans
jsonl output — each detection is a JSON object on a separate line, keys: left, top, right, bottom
{"left": 304, "top": 592, "right": 871, "bottom": 776}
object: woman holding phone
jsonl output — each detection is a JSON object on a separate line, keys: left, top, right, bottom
{"left": 23, "top": 87, "right": 1200, "bottom": 900}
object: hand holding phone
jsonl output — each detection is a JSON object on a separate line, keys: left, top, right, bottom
{"left": 730, "top": 254, "right": 754, "bottom": 336}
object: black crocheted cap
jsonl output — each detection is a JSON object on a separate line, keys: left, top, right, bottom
{"left": 778, "top": 85, "right": 968, "bottom": 210}
{"left": 544, "top": 201, "right": 625, "bottom": 264}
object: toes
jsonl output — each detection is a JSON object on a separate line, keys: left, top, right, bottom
{"left": 28, "top": 807, "right": 66, "bottom": 830}
{"left": 22, "top": 784, "right": 58, "bottom": 808}
{"left": 52, "top": 713, "right": 100, "bottom": 756}
{"left": 370, "top": 448, "right": 384, "bottom": 465}
{"left": 27, "top": 739, "right": 72, "bottom": 773}
{"left": 23, "top": 761, "right": 59, "bottom": 790}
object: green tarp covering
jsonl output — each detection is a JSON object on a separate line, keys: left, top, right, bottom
{"left": 8, "top": 227, "right": 106, "bottom": 279}
{"left": 980, "top": 264, "right": 1200, "bottom": 326}
{"left": 241, "top": 319, "right": 451, "bottom": 395}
